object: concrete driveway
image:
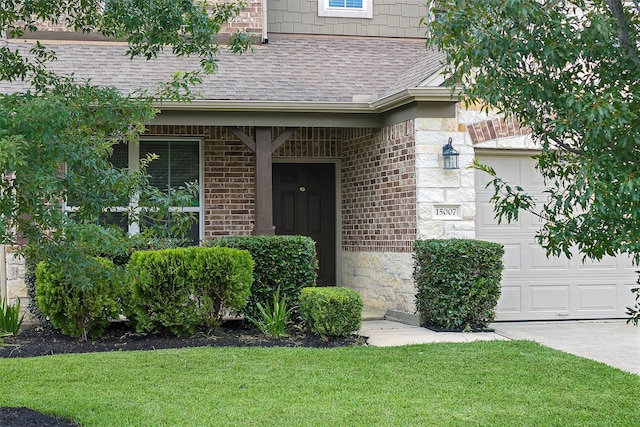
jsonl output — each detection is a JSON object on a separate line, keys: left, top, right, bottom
{"left": 491, "top": 320, "right": 640, "bottom": 376}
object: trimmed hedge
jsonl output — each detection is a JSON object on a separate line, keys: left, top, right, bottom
{"left": 414, "top": 239, "right": 504, "bottom": 331}
{"left": 35, "top": 258, "right": 123, "bottom": 340}
{"left": 126, "top": 247, "right": 253, "bottom": 336}
{"left": 206, "top": 235, "right": 317, "bottom": 319}
{"left": 299, "top": 287, "right": 362, "bottom": 337}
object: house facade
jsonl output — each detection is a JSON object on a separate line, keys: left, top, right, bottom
{"left": 2, "top": 0, "right": 636, "bottom": 323}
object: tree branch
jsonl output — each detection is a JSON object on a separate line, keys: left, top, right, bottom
{"left": 605, "top": 0, "right": 640, "bottom": 67}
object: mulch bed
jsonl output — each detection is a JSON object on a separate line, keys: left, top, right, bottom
{"left": 0, "top": 319, "right": 366, "bottom": 426}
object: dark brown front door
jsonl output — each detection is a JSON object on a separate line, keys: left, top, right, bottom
{"left": 273, "top": 163, "right": 336, "bottom": 286}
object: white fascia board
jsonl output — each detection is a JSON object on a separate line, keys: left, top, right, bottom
{"left": 371, "top": 87, "right": 461, "bottom": 112}
{"left": 156, "top": 87, "right": 461, "bottom": 114}
{"left": 155, "top": 100, "right": 375, "bottom": 113}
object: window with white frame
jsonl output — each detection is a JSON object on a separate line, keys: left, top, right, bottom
{"left": 85, "top": 138, "right": 203, "bottom": 245}
{"left": 318, "top": 0, "right": 373, "bottom": 18}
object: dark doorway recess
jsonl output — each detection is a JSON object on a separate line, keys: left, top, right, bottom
{"left": 273, "top": 163, "right": 336, "bottom": 286}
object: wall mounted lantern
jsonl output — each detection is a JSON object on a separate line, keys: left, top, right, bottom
{"left": 442, "top": 138, "right": 459, "bottom": 170}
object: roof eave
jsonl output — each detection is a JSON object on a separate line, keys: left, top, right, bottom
{"left": 155, "top": 87, "right": 461, "bottom": 114}
{"left": 372, "top": 87, "right": 460, "bottom": 112}
{"left": 156, "top": 100, "right": 375, "bottom": 114}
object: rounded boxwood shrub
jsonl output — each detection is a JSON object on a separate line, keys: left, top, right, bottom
{"left": 126, "top": 247, "right": 253, "bottom": 336}
{"left": 299, "top": 287, "right": 362, "bottom": 337}
{"left": 35, "top": 257, "right": 123, "bottom": 341}
{"left": 414, "top": 239, "right": 504, "bottom": 331}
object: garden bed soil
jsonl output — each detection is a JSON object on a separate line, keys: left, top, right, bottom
{"left": 0, "top": 319, "right": 366, "bottom": 426}
{"left": 1, "top": 319, "right": 364, "bottom": 359}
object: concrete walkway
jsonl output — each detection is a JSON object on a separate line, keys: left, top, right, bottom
{"left": 492, "top": 320, "right": 640, "bottom": 376}
{"left": 360, "top": 320, "right": 508, "bottom": 346}
{"left": 359, "top": 315, "right": 640, "bottom": 376}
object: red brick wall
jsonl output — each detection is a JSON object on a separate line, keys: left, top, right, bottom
{"left": 147, "top": 123, "right": 417, "bottom": 252}
{"left": 341, "top": 121, "right": 417, "bottom": 253}
{"left": 272, "top": 127, "right": 341, "bottom": 158}
{"left": 467, "top": 116, "right": 530, "bottom": 144}
{"left": 26, "top": 0, "right": 263, "bottom": 39}
{"left": 146, "top": 125, "right": 255, "bottom": 239}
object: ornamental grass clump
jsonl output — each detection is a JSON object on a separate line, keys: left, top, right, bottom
{"left": 248, "top": 287, "right": 292, "bottom": 338}
{"left": 0, "top": 297, "right": 24, "bottom": 336}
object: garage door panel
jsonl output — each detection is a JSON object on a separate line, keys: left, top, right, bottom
{"left": 621, "top": 255, "right": 637, "bottom": 270}
{"left": 477, "top": 202, "right": 521, "bottom": 228}
{"left": 476, "top": 158, "right": 522, "bottom": 185}
{"left": 578, "top": 285, "right": 618, "bottom": 311}
{"left": 530, "top": 245, "right": 570, "bottom": 270}
{"left": 530, "top": 285, "right": 570, "bottom": 312}
{"left": 624, "top": 284, "right": 638, "bottom": 306}
{"left": 496, "top": 287, "right": 521, "bottom": 312}
{"left": 579, "top": 255, "right": 619, "bottom": 270}
{"left": 476, "top": 152, "right": 636, "bottom": 320}
{"left": 503, "top": 244, "right": 522, "bottom": 271}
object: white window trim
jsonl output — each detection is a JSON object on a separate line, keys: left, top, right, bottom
{"left": 64, "top": 137, "right": 204, "bottom": 242}
{"left": 137, "top": 137, "right": 204, "bottom": 242}
{"left": 318, "top": 0, "right": 373, "bottom": 19}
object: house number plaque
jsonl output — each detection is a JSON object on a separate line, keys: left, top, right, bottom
{"left": 432, "top": 204, "right": 463, "bottom": 220}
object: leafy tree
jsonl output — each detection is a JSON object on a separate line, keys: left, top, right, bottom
{"left": 0, "top": 1, "right": 251, "bottom": 311}
{"left": 426, "top": 0, "right": 640, "bottom": 324}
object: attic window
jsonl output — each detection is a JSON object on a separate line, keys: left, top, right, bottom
{"left": 318, "top": 0, "right": 373, "bottom": 18}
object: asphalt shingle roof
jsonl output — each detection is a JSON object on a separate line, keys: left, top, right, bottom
{"left": 0, "top": 34, "right": 445, "bottom": 103}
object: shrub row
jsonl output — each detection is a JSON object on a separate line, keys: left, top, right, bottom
{"left": 414, "top": 239, "right": 504, "bottom": 331}
{"left": 36, "top": 247, "right": 253, "bottom": 338}
{"left": 33, "top": 236, "right": 349, "bottom": 339}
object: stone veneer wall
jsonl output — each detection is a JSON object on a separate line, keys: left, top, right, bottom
{"left": 1, "top": 246, "right": 28, "bottom": 319}
{"left": 340, "top": 120, "right": 417, "bottom": 313}
{"left": 414, "top": 114, "right": 476, "bottom": 240}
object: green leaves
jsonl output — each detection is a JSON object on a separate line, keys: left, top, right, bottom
{"left": 2, "top": 1, "right": 252, "bottom": 89}
{"left": 0, "top": 297, "right": 24, "bottom": 336}
{"left": 431, "top": 1, "right": 640, "bottom": 322}
{"left": 414, "top": 239, "right": 504, "bottom": 330}
{"left": 431, "top": 1, "right": 640, "bottom": 263}
{"left": 299, "top": 287, "right": 363, "bottom": 337}
{"left": 248, "top": 287, "right": 292, "bottom": 338}
{"left": 1, "top": 1, "right": 250, "bottom": 298}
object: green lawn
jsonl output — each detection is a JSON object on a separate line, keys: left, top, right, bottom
{"left": 1, "top": 341, "right": 638, "bottom": 426}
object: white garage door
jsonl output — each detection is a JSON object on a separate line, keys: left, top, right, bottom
{"left": 475, "top": 152, "right": 638, "bottom": 321}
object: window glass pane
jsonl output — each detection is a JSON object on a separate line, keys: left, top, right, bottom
{"left": 99, "top": 211, "right": 128, "bottom": 232}
{"left": 140, "top": 216, "right": 200, "bottom": 246}
{"left": 140, "top": 141, "right": 170, "bottom": 191}
{"left": 140, "top": 140, "right": 199, "bottom": 199}
{"left": 184, "top": 221, "right": 200, "bottom": 246}
{"left": 170, "top": 141, "right": 199, "bottom": 192}
{"left": 110, "top": 143, "right": 129, "bottom": 169}
{"left": 329, "top": 0, "right": 362, "bottom": 7}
